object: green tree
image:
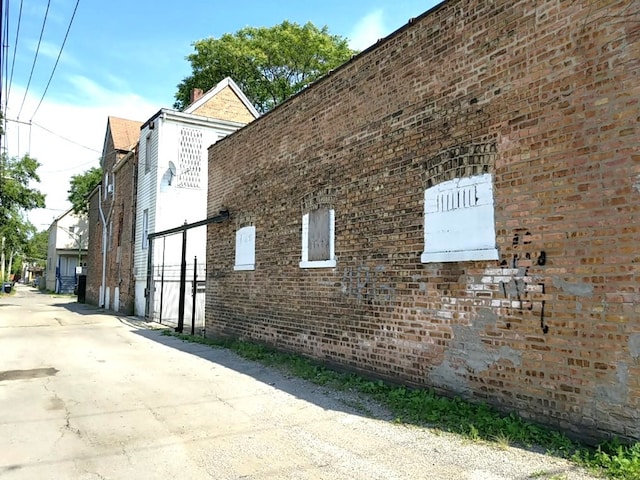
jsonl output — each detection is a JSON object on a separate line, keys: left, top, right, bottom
{"left": 67, "top": 166, "right": 102, "bottom": 215}
{"left": 0, "top": 154, "right": 46, "bottom": 222}
{"left": 174, "top": 20, "right": 357, "bottom": 113}
{"left": 25, "top": 230, "right": 48, "bottom": 265}
{"left": 0, "top": 153, "right": 45, "bottom": 282}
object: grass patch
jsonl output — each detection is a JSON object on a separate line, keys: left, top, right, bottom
{"left": 163, "top": 330, "right": 639, "bottom": 479}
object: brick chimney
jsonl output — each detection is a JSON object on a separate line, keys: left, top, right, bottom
{"left": 190, "top": 88, "right": 204, "bottom": 104}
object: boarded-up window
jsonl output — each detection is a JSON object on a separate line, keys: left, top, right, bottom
{"left": 308, "top": 208, "right": 330, "bottom": 261}
{"left": 177, "top": 127, "right": 203, "bottom": 189}
{"left": 300, "top": 209, "right": 336, "bottom": 268}
{"left": 234, "top": 226, "right": 256, "bottom": 271}
{"left": 422, "top": 173, "right": 498, "bottom": 263}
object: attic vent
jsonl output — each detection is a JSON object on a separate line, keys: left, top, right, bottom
{"left": 178, "top": 127, "right": 203, "bottom": 189}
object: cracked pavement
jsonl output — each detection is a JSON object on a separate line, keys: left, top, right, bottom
{"left": 0, "top": 285, "right": 600, "bottom": 479}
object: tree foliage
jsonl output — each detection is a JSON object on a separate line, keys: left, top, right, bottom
{"left": 174, "top": 20, "right": 357, "bottom": 113}
{"left": 0, "top": 154, "right": 46, "bottom": 223}
{"left": 1, "top": 208, "right": 35, "bottom": 254}
{"left": 68, "top": 166, "right": 102, "bottom": 215}
{"left": 25, "top": 230, "right": 48, "bottom": 264}
{"left": 0, "top": 153, "right": 45, "bottom": 281}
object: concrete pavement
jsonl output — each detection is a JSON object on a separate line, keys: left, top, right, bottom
{"left": 0, "top": 284, "right": 598, "bottom": 479}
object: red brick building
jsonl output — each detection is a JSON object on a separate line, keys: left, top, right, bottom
{"left": 205, "top": 0, "right": 639, "bottom": 442}
{"left": 86, "top": 117, "right": 142, "bottom": 312}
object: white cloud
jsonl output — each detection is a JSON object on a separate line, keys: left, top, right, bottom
{"left": 35, "top": 40, "right": 81, "bottom": 68}
{"left": 348, "top": 10, "right": 387, "bottom": 51}
{"left": 4, "top": 80, "right": 157, "bottom": 230}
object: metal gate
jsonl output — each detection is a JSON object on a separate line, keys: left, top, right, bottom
{"left": 145, "top": 210, "right": 230, "bottom": 334}
{"left": 150, "top": 259, "right": 206, "bottom": 334}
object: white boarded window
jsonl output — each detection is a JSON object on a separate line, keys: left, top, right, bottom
{"left": 300, "top": 208, "right": 336, "bottom": 269}
{"left": 177, "top": 127, "right": 203, "bottom": 189}
{"left": 234, "top": 226, "right": 256, "bottom": 271}
{"left": 421, "top": 173, "right": 499, "bottom": 263}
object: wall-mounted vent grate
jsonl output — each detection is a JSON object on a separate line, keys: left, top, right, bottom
{"left": 178, "top": 127, "right": 203, "bottom": 189}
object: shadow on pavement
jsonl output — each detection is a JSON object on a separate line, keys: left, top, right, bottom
{"left": 127, "top": 320, "right": 395, "bottom": 423}
{"left": 52, "top": 301, "right": 113, "bottom": 316}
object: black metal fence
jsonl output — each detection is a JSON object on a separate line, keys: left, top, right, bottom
{"left": 149, "top": 260, "right": 206, "bottom": 333}
{"left": 145, "top": 210, "right": 230, "bottom": 333}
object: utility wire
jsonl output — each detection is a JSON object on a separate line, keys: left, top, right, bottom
{"left": 0, "top": 0, "right": 6, "bottom": 154}
{"left": 3, "top": 0, "right": 10, "bottom": 145}
{"left": 16, "top": 0, "right": 51, "bottom": 120}
{"left": 31, "top": 121, "right": 100, "bottom": 153}
{"left": 1, "top": 0, "right": 5, "bottom": 122}
{"left": 30, "top": 0, "right": 80, "bottom": 120}
{"left": 6, "top": 0, "right": 23, "bottom": 110}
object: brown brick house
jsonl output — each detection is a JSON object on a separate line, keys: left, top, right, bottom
{"left": 205, "top": 0, "right": 640, "bottom": 442}
{"left": 86, "top": 117, "right": 142, "bottom": 312}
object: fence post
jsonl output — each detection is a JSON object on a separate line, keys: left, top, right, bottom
{"left": 176, "top": 222, "right": 187, "bottom": 333}
{"left": 191, "top": 256, "right": 197, "bottom": 335}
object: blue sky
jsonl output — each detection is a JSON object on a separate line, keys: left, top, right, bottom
{"left": 3, "top": 0, "right": 440, "bottom": 228}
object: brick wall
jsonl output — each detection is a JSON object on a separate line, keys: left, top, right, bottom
{"left": 108, "top": 149, "right": 137, "bottom": 314}
{"left": 206, "top": 0, "right": 640, "bottom": 442}
{"left": 86, "top": 133, "right": 137, "bottom": 312}
{"left": 190, "top": 86, "right": 256, "bottom": 124}
{"left": 85, "top": 189, "right": 102, "bottom": 306}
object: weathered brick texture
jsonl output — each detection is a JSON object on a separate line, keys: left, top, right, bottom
{"left": 190, "top": 86, "right": 256, "bottom": 124}
{"left": 86, "top": 189, "right": 103, "bottom": 306}
{"left": 206, "top": 0, "right": 639, "bottom": 442}
{"left": 86, "top": 123, "right": 139, "bottom": 314}
{"left": 108, "top": 150, "right": 137, "bottom": 314}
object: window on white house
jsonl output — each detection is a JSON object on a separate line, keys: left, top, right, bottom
{"left": 142, "top": 209, "right": 149, "bottom": 250}
{"left": 421, "top": 173, "right": 499, "bottom": 263}
{"left": 178, "top": 127, "right": 203, "bottom": 189}
{"left": 145, "top": 134, "right": 151, "bottom": 174}
{"left": 300, "top": 208, "right": 336, "bottom": 268}
{"left": 234, "top": 226, "right": 256, "bottom": 271}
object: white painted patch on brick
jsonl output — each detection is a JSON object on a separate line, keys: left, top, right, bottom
{"left": 422, "top": 173, "right": 499, "bottom": 263}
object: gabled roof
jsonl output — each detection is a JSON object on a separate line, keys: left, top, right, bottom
{"left": 49, "top": 207, "right": 85, "bottom": 230}
{"left": 183, "top": 77, "right": 260, "bottom": 119}
{"left": 107, "top": 116, "right": 143, "bottom": 152}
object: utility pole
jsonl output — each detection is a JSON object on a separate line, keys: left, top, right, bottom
{"left": 0, "top": 236, "right": 5, "bottom": 283}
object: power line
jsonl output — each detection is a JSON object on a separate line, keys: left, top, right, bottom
{"left": 30, "top": 0, "right": 80, "bottom": 121}
{"left": 1, "top": 0, "right": 5, "bottom": 122}
{"left": 6, "top": 0, "right": 24, "bottom": 110}
{"left": 16, "top": 0, "right": 51, "bottom": 120}
{"left": 40, "top": 159, "right": 99, "bottom": 174}
{"left": 3, "top": 0, "right": 9, "bottom": 117}
{"left": 31, "top": 121, "right": 100, "bottom": 153}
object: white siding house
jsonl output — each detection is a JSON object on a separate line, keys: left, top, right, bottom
{"left": 45, "top": 209, "right": 88, "bottom": 293}
{"left": 133, "top": 78, "right": 259, "bottom": 318}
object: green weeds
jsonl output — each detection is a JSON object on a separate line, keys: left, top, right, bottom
{"left": 162, "top": 330, "right": 639, "bottom": 479}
